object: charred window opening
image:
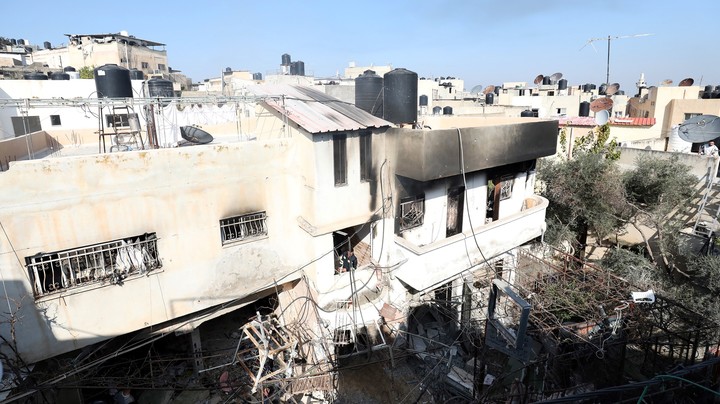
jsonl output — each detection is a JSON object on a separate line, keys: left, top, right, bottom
{"left": 50, "top": 115, "right": 62, "bottom": 126}
{"left": 446, "top": 186, "right": 465, "bottom": 237}
{"left": 220, "top": 211, "right": 268, "bottom": 245}
{"left": 359, "top": 131, "right": 372, "bottom": 182}
{"left": 400, "top": 194, "right": 425, "bottom": 231}
{"left": 333, "top": 134, "right": 347, "bottom": 186}
{"left": 25, "top": 233, "right": 161, "bottom": 298}
{"left": 105, "top": 113, "right": 130, "bottom": 128}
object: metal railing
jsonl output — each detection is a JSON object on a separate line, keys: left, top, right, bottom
{"left": 220, "top": 212, "right": 267, "bottom": 245}
{"left": 26, "top": 234, "right": 161, "bottom": 297}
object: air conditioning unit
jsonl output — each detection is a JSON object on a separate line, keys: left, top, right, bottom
{"left": 153, "top": 70, "right": 160, "bottom": 74}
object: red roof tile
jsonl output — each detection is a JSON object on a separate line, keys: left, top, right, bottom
{"left": 557, "top": 116, "right": 656, "bottom": 127}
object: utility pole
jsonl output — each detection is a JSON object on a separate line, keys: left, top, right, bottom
{"left": 581, "top": 33, "right": 653, "bottom": 84}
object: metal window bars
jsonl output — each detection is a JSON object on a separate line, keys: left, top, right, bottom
{"left": 220, "top": 212, "right": 268, "bottom": 245}
{"left": 400, "top": 198, "right": 424, "bottom": 231}
{"left": 26, "top": 234, "right": 161, "bottom": 297}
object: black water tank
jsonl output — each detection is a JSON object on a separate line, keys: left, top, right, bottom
{"left": 296, "top": 61, "right": 305, "bottom": 76}
{"left": 702, "top": 91, "right": 711, "bottom": 99}
{"left": 485, "top": 92, "right": 494, "bottom": 105}
{"left": 419, "top": 95, "right": 428, "bottom": 106}
{"left": 579, "top": 101, "right": 590, "bottom": 117}
{"left": 63, "top": 66, "right": 76, "bottom": 72}
{"left": 94, "top": 64, "right": 132, "bottom": 98}
{"left": 281, "top": 53, "right": 291, "bottom": 66}
{"left": 10, "top": 38, "right": 17, "bottom": 45}
{"left": 558, "top": 79, "right": 568, "bottom": 90}
{"left": 43, "top": 41, "right": 51, "bottom": 50}
{"left": 713, "top": 91, "right": 720, "bottom": 99}
{"left": 494, "top": 86, "right": 500, "bottom": 95}
{"left": 252, "top": 72, "right": 263, "bottom": 80}
{"left": 129, "top": 69, "right": 144, "bottom": 80}
{"left": 432, "top": 106, "right": 442, "bottom": 115}
{"left": 50, "top": 72, "right": 70, "bottom": 80}
{"left": 617, "top": 90, "right": 625, "bottom": 95}
{"left": 290, "top": 62, "right": 298, "bottom": 75}
{"left": 542, "top": 76, "right": 551, "bottom": 85}
{"left": 583, "top": 83, "right": 592, "bottom": 92}
{"left": 521, "top": 110, "right": 534, "bottom": 117}
{"left": 383, "top": 68, "right": 418, "bottom": 124}
{"left": 591, "top": 84, "right": 597, "bottom": 90}
{"left": 705, "top": 85, "right": 714, "bottom": 93}
{"left": 442, "top": 106, "right": 453, "bottom": 115}
{"left": 599, "top": 84, "right": 608, "bottom": 95}
{"left": 24, "top": 72, "right": 48, "bottom": 80}
{"left": 147, "top": 78, "right": 174, "bottom": 97}
{"left": 355, "top": 70, "right": 384, "bottom": 118}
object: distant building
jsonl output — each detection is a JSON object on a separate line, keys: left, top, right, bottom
{"left": 30, "top": 32, "right": 168, "bottom": 78}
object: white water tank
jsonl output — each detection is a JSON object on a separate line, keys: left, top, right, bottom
{"left": 667, "top": 124, "right": 693, "bottom": 153}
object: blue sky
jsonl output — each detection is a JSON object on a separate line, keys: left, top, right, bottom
{"left": 6, "top": 0, "right": 719, "bottom": 92}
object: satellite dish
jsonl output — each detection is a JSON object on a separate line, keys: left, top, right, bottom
{"left": 595, "top": 110, "right": 610, "bottom": 125}
{"left": 470, "top": 84, "right": 484, "bottom": 94}
{"left": 550, "top": 72, "right": 563, "bottom": 82}
{"left": 533, "top": 74, "right": 544, "bottom": 85}
{"left": 180, "top": 126, "right": 214, "bottom": 144}
{"left": 679, "top": 77, "right": 694, "bottom": 87}
{"left": 590, "top": 97, "right": 614, "bottom": 112}
{"left": 661, "top": 79, "right": 673, "bottom": 86}
{"left": 678, "top": 114, "right": 720, "bottom": 142}
{"left": 483, "top": 85, "right": 495, "bottom": 95}
{"left": 606, "top": 83, "right": 620, "bottom": 96}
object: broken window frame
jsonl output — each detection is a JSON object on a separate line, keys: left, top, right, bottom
{"left": 220, "top": 211, "right": 268, "bottom": 245}
{"left": 25, "top": 233, "right": 161, "bottom": 298}
{"left": 399, "top": 195, "right": 425, "bottom": 231}
{"left": 499, "top": 176, "right": 514, "bottom": 201}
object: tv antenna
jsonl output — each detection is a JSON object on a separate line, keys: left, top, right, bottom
{"left": 580, "top": 33, "right": 654, "bottom": 85}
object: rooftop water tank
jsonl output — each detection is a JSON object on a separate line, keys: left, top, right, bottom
{"left": 43, "top": 41, "right": 51, "bottom": 50}
{"left": 355, "top": 70, "right": 383, "bottom": 118}
{"left": 558, "top": 79, "right": 568, "bottom": 90}
{"left": 129, "top": 69, "right": 144, "bottom": 80}
{"left": 63, "top": 66, "right": 76, "bottom": 72}
{"left": 94, "top": 64, "right": 132, "bottom": 98}
{"left": 147, "top": 77, "right": 174, "bottom": 97}
{"left": 521, "top": 110, "right": 534, "bottom": 117}
{"left": 24, "top": 72, "right": 48, "bottom": 80}
{"left": 485, "top": 92, "right": 494, "bottom": 105}
{"left": 290, "top": 62, "right": 298, "bottom": 75}
{"left": 296, "top": 61, "right": 305, "bottom": 76}
{"left": 252, "top": 72, "right": 263, "bottom": 80}
{"left": 579, "top": 101, "right": 590, "bottom": 117}
{"left": 281, "top": 53, "right": 291, "bottom": 66}
{"left": 542, "top": 76, "right": 551, "bottom": 85}
{"left": 50, "top": 72, "right": 70, "bottom": 80}
{"left": 383, "top": 68, "right": 418, "bottom": 125}
{"left": 583, "top": 83, "right": 592, "bottom": 93}
{"left": 599, "top": 84, "right": 608, "bottom": 95}
{"left": 494, "top": 86, "right": 500, "bottom": 95}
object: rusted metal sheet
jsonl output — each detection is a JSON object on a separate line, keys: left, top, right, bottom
{"left": 248, "top": 84, "right": 391, "bottom": 134}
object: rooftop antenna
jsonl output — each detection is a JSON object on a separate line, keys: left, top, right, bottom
{"left": 590, "top": 97, "right": 614, "bottom": 113}
{"left": 595, "top": 109, "right": 610, "bottom": 125}
{"left": 533, "top": 74, "right": 544, "bottom": 86}
{"left": 606, "top": 83, "right": 620, "bottom": 96}
{"left": 660, "top": 79, "right": 673, "bottom": 86}
{"left": 549, "top": 72, "right": 563, "bottom": 84}
{"left": 580, "top": 33, "right": 654, "bottom": 85}
{"left": 470, "top": 84, "right": 484, "bottom": 96}
{"left": 483, "top": 85, "right": 495, "bottom": 95}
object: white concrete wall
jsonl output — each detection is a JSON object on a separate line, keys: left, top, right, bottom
{"left": 0, "top": 140, "right": 318, "bottom": 363}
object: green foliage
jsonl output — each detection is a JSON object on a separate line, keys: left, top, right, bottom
{"left": 623, "top": 154, "right": 696, "bottom": 209}
{"left": 571, "top": 123, "right": 621, "bottom": 160}
{"left": 538, "top": 152, "right": 628, "bottom": 249}
{"left": 79, "top": 66, "right": 94, "bottom": 79}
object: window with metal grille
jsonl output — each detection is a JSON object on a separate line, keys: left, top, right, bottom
{"left": 25, "top": 233, "right": 161, "bottom": 298}
{"left": 333, "top": 134, "right": 347, "bottom": 186}
{"left": 141, "top": 62, "right": 149, "bottom": 69}
{"left": 105, "top": 113, "right": 130, "bottom": 128}
{"left": 220, "top": 212, "right": 268, "bottom": 245}
{"left": 359, "top": 131, "right": 372, "bottom": 182}
{"left": 400, "top": 195, "right": 424, "bottom": 231}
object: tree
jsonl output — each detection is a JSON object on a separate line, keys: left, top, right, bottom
{"left": 79, "top": 66, "right": 94, "bottom": 79}
{"left": 539, "top": 152, "right": 628, "bottom": 259}
{"left": 622, "top": 154, "right": 698, "bottom": 271}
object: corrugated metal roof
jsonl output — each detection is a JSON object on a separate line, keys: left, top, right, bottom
{"left": 557, "top": 116, "right": 656, "bottom": 127}
{"left": 247, "top": 84, "right": 392, "bottom": 134}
